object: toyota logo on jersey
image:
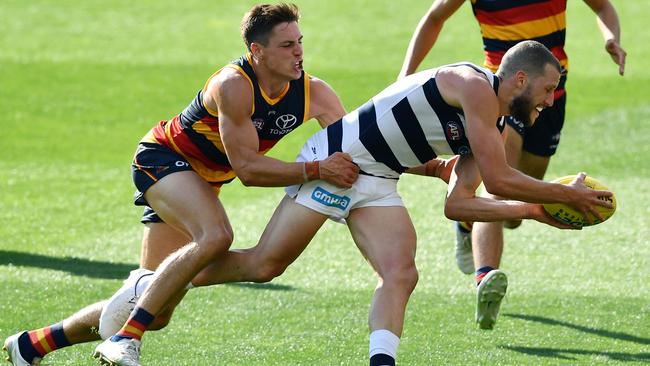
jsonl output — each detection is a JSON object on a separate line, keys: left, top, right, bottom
{"left": 275, "top": 114, "right": 298, "bottom": 130}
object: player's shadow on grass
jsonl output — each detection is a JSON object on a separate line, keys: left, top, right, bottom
{"left": 0, "top": 250, "right": 137, "bottom": 280}
{"left": 225, "top": 282, "right": 296, "bottom": 291}
{"left": 501, "top": 313, "right": 650, "bottom": 362}
{"left": 0, "top": 250, "right": 296, "bottom": 290}
{"left": 501, "top": 345, "right": 650, "bottom": 362}
{"left": 504, "top": 313, "right": 650, "bottom": 345}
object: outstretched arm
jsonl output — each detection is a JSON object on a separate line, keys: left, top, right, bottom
{"left": 444, "top": 155, "right": 574, "bottom": 229}
{"left": 398, "top": 0, "right": 466, "bottom": 79}
{"left": 583, "top": 0, "right": 627, "bottom": 75}
{"left": 437, "top": 66, "right": 612, "bottom": 221}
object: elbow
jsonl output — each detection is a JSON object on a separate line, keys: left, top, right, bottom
{"left": 444, "top": 200, "right": 463, "bottom": 221}
{"left": 483, "top": 178, "right": 508, "bottom": 197}
{"left": 235, "top": 166, "right": 256, "bottom": 186}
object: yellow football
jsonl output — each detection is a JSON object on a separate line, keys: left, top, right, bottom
{"left": 543, "top": 175, "right": 616, "bottom": 228}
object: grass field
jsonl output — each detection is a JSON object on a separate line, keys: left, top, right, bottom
{"left": 1, "top": 1, "right": 649, "bottom": 365}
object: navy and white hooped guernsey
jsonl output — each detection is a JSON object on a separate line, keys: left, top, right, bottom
{"left": 325, "top": 63, "right": 504, "bottom": 179}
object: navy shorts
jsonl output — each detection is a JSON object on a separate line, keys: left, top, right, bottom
{"left": 131, "top": 142, "right": 194, "bottom": 223}
{"left": 506, "top": 92, "right": 567, "bottom": 157}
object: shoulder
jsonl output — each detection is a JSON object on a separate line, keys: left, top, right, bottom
{"left": 308, "top": 75, "right": 336, "bottom": 95}
{"left": 436, "top": 65, "right": 496, "bottom": 107}
{"left": 207, "top": 67, "right": 252, "bottom": 95}
{"left": 204, "top": 67, "right": 254, "bottom": 115}
{"left": 307, "top": 74, "right": 345, "bottom": 124}
{"left": 308, "top": 75, "right": 341, "bottom": 106}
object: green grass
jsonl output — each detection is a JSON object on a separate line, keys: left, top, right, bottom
{"left": 1, "top": 0, "right": 649, "bottom": 365}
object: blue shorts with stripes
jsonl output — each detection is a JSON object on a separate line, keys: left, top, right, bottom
{"left": 131, "top": 142, "right": 193, "bottom": 223}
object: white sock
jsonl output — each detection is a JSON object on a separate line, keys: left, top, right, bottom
{"left": 134, "top": 271, "right": 154, "bottom": 295}
{"left": 369, "top": 329, "right": 400, "bottom": 359}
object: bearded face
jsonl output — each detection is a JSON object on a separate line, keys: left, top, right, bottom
{"left": 508, "top": 84, "right": 536, "bottom": 126}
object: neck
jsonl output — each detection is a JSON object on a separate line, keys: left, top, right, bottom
{"left": 496, "top": 75, "right": 514, "bottom": 116}
{"left": 250, "top": 55, "right": 290, "bottom": 99}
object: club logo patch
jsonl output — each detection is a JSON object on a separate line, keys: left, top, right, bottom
{"left": 311, "top": 187, "right": 350, "bottom": 211}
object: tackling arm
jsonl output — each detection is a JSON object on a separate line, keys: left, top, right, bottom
{"left": 207, "top": 70, "right": 358, "bottom": 188}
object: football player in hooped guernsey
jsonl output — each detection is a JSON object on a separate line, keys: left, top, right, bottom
{"left": 3, "top": 4, "right": 361, "bottom": 366}
{"left": 399, "top": 0, "right": 626, "bottom": 330}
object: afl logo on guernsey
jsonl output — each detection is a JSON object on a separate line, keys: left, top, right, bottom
{"left": 445, "top": 121, "right": 463, "bottom": 141}
{"left": 252, "top": 118, "right": 265, "bottom": 130}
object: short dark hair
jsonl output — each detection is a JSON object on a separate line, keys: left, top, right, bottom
{"left": 496, "top": 40, "right": 561, "bottom": 79}
{"left": 241, "top": 3, "right": 300, "bottom": 51}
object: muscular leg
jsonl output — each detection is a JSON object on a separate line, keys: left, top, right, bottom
{"left": 192, "top": 195, "right": 329, "bottom": 286}
{"left": 347, "top": 206, "right": 418, "bottom": 365}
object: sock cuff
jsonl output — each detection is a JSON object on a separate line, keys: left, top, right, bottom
{"left": 369, "top": 329, "right": 400, "bottom": 358}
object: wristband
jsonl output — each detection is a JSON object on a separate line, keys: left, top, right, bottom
{"left": 305, "top": 161, "right": 320, "bottom": 181}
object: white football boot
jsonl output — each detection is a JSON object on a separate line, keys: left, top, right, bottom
{"left": 93, "top": 338, "right": 141, "bottom": 366}
{"left": 476, "top": 269, "right": 508, "bottom": 330}
{"left": 3, "top": 332, "right": 41, "bottom": 366}
{"left": 454, "top": 221, "right": 474, "bottom": 274}
{"left": 99, "top": 269, "right": 154, "bottom": 339}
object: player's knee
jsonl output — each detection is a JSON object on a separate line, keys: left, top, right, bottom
{"left": 194, "top": 229, "right": 234, "bottom": 260}
{"left": 383, "top": 263, "right": 419, "bottom": 294}
{"left": 503, "top": 219, "right": 522, "bottom": 229}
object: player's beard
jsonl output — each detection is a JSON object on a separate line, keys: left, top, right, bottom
{"left": 509, "top": 86, "right": 535, "bottom": 126}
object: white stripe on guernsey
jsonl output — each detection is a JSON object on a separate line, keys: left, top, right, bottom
{"left": 340, "top": 109, "right": 359, "bottom": 153}
{"left": 376, "top": 103, "right": 421, "bottom": 168}
{"left": 342, "top": 108, "right": 400, "bottom": 178}
{"left": 407, "top": 86, "right": 456, "bottom": 156}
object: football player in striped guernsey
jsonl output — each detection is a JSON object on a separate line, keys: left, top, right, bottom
{"left": 187, "top": 40, "right": 611, "bottom": 366}
{"left": 398, "top": 0, "right": 626, "bottom": 329}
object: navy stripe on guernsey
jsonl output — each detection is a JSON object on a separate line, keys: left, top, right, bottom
{"left": 358, "top": 101, "right": 408, "bottom": 174}
{"left": 327, "top": 119, "right": 343, "bottom": 155}
{"left": 392, "top": 98, "right": 436, "bottom": 163}
{"left": 422, "top": 79, "right": 471, "bottom": 155}
{"left": 472, "top": 0, "right": 548, "bottom": 12}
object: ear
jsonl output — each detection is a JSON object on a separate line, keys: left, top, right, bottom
{"left": 250, "top": 42, "right": 264, "bottom": 59}
{"left": 514, "top": 70, "right": 528, "bottom": 89}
